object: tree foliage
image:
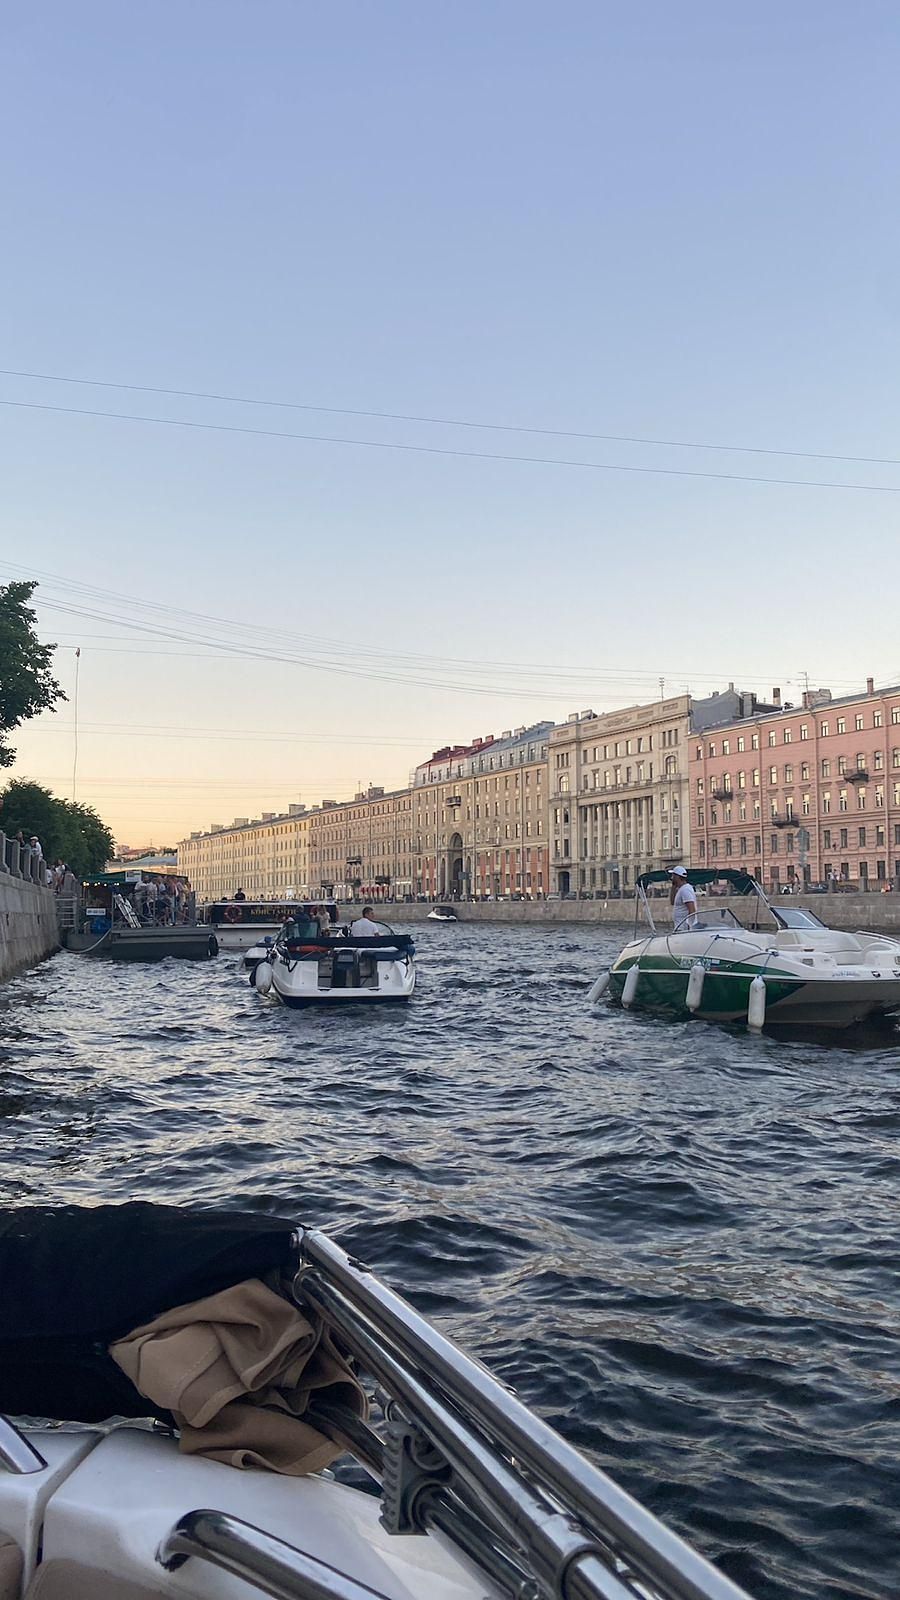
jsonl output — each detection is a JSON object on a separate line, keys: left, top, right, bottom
{"left": 1, "top": 780, "right": 114, "bottom": 878}
{"left": 0, "top": 581, "right": 65, "bottom": 766}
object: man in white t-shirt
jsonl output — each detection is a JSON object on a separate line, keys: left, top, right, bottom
{"left": 350, "top": 906, "right": 381, "bottom": 937}
{"left": 669, "top": 866, "right": 698, "bottom": 931}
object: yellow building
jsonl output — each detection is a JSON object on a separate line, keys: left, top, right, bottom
{"left": 177, "top": 805, "right": 311, "bottom": 903}
{"left": 307, "top": 788, "right": 414, "bottom": 901}
{"left": 410, "top": 724, "right": 552, "bottom": 899}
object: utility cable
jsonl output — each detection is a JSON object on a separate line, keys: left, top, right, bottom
{"left": 1, "top": 397, "right": 898, "bottom": 493}
{"left": 2, "top": 364, "right": 899, "bottom": 469}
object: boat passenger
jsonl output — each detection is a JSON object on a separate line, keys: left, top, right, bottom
{"left": 669, "top": 866, "right": 698, "bottom": 931}
{"left": 233, "top": 887, "right": 247, "bottom": 901}
{"left": 350, "top": 906, "right": 381, "bottom": 937}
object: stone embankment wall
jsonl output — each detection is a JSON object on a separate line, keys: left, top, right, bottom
{"left": 0, "top": 874, "right": 59, "bottom": 980}
{"left": 387, "top": 896, "right": 900, "bottom": 934}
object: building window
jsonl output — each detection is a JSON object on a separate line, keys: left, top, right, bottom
{"left": 837, "top": 717, "right": 846, "bottom": 734}
{"left": 697, "top": 806, "right": 704, "bottom": 827}
{"left": 838, "top": 755, "right": 847, "bottom": 775}
{"left": 859, "top": 826, "right": 867, "bottom": 847}
{"left": 711, "top": 839, "right": 718, "bottom": 857}
{"left": 856, "top": 753, "right": 866, "bottom": 771}
{"left": 874, "top": 750, "right": 884, "bottom": 770}
{"left": 768, "top": 730, "right": 777, "bottom": 746}
{"left": 821, "top": 722, "right": 829, "bottom": 737}
{"left": 855, "top": 714, "right": 864, "bottom": 731}
{"left": 699, "top": 840, "right": 705, "bottom": 858}
{"left": 839, "top": 790, "right": 848, "bottom": 812}
{"left": 857, "top": 789, "right": 867, "bottom": 810}
{"left": 822, "top": 792, "right": 831, "bottom": 813}
{"left": 802, "top": 795, "right": 811, "bottom": 814}
{"left": 874, "top": 710, "right": 883, "bottom": 727}
{"left": 737, "top": 736, "right": 745, "bottom": 752}
{"left": 783, "top": 728, "right": 792, "bottom": 743}
{"left": 708, "top": 742, "right": 716, "bottom": 757}
{"left": 823, "top": 828, "right": 832, "bottom": 848}
{"left": 752, "top": 732, "right": 760, "bottom": 749}
{"left": 769, "top": 766, "right": 778, "bottom": 785}
{"left": 771, "top": 834, "right": 778, "bottom": 853}
{"left": 725, "top": 837, "right": 733, "bottom": 855}
{"left": 722, "top": 739, "right": 730, "bottom": 755}
{"left": 840, "top": 828, "right": 848, "bottom": 848}
{"left": 739, "top": 836, "right": 747, "bottom": 854}
{"left": 784, "top": 764, "right": 793, "bottom": 783}
{"left": 893, "top": 707, "right": 900, "bottom": 725}
{"left": 738, "top": 770, "right": 746, "bottom": 789}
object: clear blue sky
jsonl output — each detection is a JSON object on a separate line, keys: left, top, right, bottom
{"left": 2, "top": 2, "right": 899, "bottom": 842}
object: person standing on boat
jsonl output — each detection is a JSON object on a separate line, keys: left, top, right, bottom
{"left": 669, "top": 866, "right": 698, "bottom": 931}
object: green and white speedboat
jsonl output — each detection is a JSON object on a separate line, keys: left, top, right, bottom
{"left": 589, "top": 869, "right": 900, "bottom": 1029}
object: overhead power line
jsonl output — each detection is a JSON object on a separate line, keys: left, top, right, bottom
{"left": 3, "top": 365, "right": 899, "bottom": 469}
{"left": 0, "top": 397, "right": 897, "bottom": 493}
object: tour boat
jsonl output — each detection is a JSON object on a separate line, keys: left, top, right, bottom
{"left": 201, "top": 901, "right": 338, "bottom": 952}
{"left": 0, "top": 1204, "right": 751, "bottom": 1600}
{"left": 426, "top": 904, "right": 459, "bottom": 922}
{"left": 589, "top": 869, "right": 900, "bottom": 1029}
{"left": 252, "top": 911, "right": 416, "bottom": 1006}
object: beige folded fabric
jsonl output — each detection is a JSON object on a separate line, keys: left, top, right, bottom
{"left": 110, "top": 1278, "right": 365, "bottom": 1474}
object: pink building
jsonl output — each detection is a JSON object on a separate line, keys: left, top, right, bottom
{"left": 690, "top": 679, "right": 900, "bottom": 890}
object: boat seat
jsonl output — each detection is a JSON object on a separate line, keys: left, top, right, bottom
{"left": 0, "top": 1535, "right": 22, "bottom": 1600}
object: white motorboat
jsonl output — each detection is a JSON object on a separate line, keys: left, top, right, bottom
{"left": 0, "top": 1204, "right": 751, "bottom": 1600}
{"left": 427, "top": 904, "right": 459, "bottom": 922}
{"left": 201, "top": 901, "right": 338, "bottom": 953}
{"left": 590, "top": 869, "right": 900, "bottom": 1029}
{"left": 253, "top": 911, "right": 416, "bottom": 1006}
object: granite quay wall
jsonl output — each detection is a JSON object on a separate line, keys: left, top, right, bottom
{"left": 0, "top": 836, "right": 60, "bottom": 980}
{"left": 383, "top": 895, "right": 900, "bottom": 933}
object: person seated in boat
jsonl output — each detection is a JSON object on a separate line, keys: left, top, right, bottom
{"left": 669, "top": 866, "right": 698, "bottom": 931}
{"left": 350, "top": 906, "right": 381, "bottom": 937}
{"left": 233, "top": 887, "right": 247, "bottom": 901}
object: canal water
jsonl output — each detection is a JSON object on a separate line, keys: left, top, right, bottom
{"left": 1, "top": 925, "right": 898, "bottom": 1600}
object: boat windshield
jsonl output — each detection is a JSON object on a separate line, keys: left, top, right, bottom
{"left": 771, "top": 906, "right": 828, "bottom": 931}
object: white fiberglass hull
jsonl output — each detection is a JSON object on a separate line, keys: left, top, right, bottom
{"left": 607, "top": 926, "right": 900, "bottom": 1027}
{"left": 3, "top": 1426, "right": 494, "bottom": 1600}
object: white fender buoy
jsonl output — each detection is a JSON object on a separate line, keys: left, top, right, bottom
{"left": 747, "top": 973, "right": 767, "bottom": 1032}
{"left": 254, "top": 960, "right": 274, "bottom": 995}
{"left": 622, "top": 962, "right": 641, "bottom": 1009}
{"left": 587, "top": 970, "right": 611, "bottom": 1005}
{"left": 685, "top": 960, "right": 706, "bottom": 1012}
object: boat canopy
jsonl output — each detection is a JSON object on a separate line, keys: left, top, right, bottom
{"left": 637, "top": 868, "right": 758, "bottom": 894}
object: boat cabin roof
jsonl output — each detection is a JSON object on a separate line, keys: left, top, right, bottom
{"left": 637, "top": 868, "right": 758, "bottom": 894}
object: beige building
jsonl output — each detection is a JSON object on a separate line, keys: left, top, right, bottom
{"left": 177, "top": 804, "right": 311, "bottom": 903}
{"left": 307, "top": 788, "right": 414, "bottom": 901}
{"left": 411, "top": 724, "right": 552, "bottom": 899}
{"left": 548, "top": 696, "right": 692, "bottom": 895}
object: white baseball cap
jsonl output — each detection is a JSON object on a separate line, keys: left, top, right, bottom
{"left": 669, "top": 865, "right": 688, "bottom": 877}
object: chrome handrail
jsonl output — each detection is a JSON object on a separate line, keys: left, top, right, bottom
{"left": 0, "top": 1417, "right": 47, "bottom": 1474}
{"left": 295, "top": 1229, "right": 752, "bottom": 1600}
{"left": 157, "top": 1509, "right": 392, "bottom": 1600}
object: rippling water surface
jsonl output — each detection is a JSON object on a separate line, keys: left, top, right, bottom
{"left": 1, "top": 924, "right": 899, "bottom": 1600}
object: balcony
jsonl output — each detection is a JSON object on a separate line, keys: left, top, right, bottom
{"left": 710, "top": 786, "right": 733, "bottom": 802}
{"left": 846, "top": 769, "right": 869, "bottom": 784}
{"left": 771, "top": 814, "right": 795, "bottom": 829}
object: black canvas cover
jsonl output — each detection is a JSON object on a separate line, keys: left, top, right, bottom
{"left": 0, "top": 1203, "right": 297, "bottom": 1423}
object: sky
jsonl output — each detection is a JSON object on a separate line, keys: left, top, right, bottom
{"left": 1, "top": 2, "right": 899, "bottom": 846}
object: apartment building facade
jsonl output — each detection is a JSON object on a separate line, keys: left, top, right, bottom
{"left": 178, "top": 804, "right": 311, "bottom": 903}
{"left": 411, "top": 724, "right": 552, "bottom": 899}
{"left": 692, "top": 678, "right": 900, "bottom": 889}
{"left": 548, "top": 696, "right": 692, "bottom": 895}
{"left": 307, "top": 788, "right": 414, "bottom": 900}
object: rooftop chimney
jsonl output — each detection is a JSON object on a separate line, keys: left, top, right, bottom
{"left": 772, "top": 687, "right": 781, "bottom": 707}
{"left": 867, "top": 676, "right": 874, "bottom": 695}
